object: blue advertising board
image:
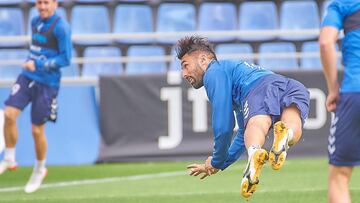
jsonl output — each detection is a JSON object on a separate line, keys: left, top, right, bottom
{"left": 0, "top": 85, "right": 100, "bottom": 166}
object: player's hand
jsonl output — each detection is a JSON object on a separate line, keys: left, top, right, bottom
{"left": 23, "top": 60, "right": 36, "bottom": 72}
{"left": 326, "top": 90, "right": 339, "bottom": 112}
{"left": 204, "top": 156, "right": 219, "bottom": 176}
{"left": 187, "top": 163, "right": 209, "bottom": 179}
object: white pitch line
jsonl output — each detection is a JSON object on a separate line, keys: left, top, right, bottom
{"left": 0, "top": 161, "right": 294, "bottom": 193}
{"left": 0, "top": 171, "right": 186, "bottom": 193}
{"left": 3, "top": 187, "right": 360, "bottom": 202}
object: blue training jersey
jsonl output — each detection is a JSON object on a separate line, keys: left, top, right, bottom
{"left": 204, "top": 60, "right": 273, "bottom": 170}
{"left": 322, "top": 0, "right": 360, "bottom": 92}
{"left": 22, "top": 12, "right": 72, "bottom": 88}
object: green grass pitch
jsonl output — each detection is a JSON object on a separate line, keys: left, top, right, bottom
{"left": 0, "top": 158, "right": 359, "bottom": 203}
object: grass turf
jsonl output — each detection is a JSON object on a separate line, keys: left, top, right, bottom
{"left": 0, "top": 158, "right": 359, "bottom": 203}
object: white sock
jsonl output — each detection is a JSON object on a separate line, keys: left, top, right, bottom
{"left": 4, "top": 148, "right": 15, "bottom": 162}
{"left": 288, "top": 128, "right": 294, "bottom": 142}
{"left": 247, "top": 145, "right": 260, "bottom": 157}
{"left": 34, "top": 160, "right": 46, "bottom": 172}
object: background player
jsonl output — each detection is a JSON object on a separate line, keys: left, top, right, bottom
{"left": 0, "top": 0, "right": 71, "bottom": 193}
{"left": 320, "top": 1, "right": 360, "bottom": 202}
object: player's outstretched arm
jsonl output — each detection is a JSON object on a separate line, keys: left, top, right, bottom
{"left": 187, "top": 162, "right": 219, "bottom": 180}
{"left": 204, "top": 156, "right": 219, "bottom": 175}
{"left": 187, "top": 163, "right": 208, "bottom": 179}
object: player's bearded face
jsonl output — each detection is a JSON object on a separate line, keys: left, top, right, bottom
{"left": 190, "top": 62, "right": 205, "bottom": 89}
{"left": 183, "top": 60, "right": 204, "bottom": 89}
{"left": 181, "top": 54, "right": 205, "bottom": 89}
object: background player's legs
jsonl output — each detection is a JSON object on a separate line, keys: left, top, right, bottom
{"left": 0, "top": 106, "right": 22, "bottom": 174}
{"left": 244, "top": 115, "right": 272, "bottom": 148}
{"left": 25, "top": 123, "right": 48, "bottom": 193}
{"left": 280, "top": 104, "right": 303, "bottom": 146}
{"left": 32, "top": 124, "right": 47, "bottom": 161}
{"left": 4, "top": 106, "right": 21, "bottom": 148}
{"left": 328, "top": 165, "right": 352, "bottom": 203}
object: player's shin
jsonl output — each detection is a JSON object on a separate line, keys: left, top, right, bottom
{"left": 240, "top": 145, "right": 268, "bottom": 198}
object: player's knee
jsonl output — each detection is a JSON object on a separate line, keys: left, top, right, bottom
{"left": 4, "top": 108, "right": 18, "bottom": 124}
{"left": 247, "top": 116, "right": 272, "bottom": 134}
{"left": 291, "top": 125, "right": 302, "bottom": 138}
{"left": 31, "top": 126, "right": 44, "bottom": 137}
{"left": 330, "top": 166, "right": 352, "bottom": 183}
{"left": 335, "top": 167, "right": 352, "bottom": 178}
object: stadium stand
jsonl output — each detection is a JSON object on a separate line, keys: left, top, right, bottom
{"left": 301, "top": 41, "right": 322, "bottom": 70}
{"left": 62, "top": 49, "right": 80, "bottom": 77}
{"left": 71, "top": 5, "right": 111, "bottom": 45}
{"left": 301, "top": 41, "right": 341, "bottom": 70}
{"left": 126, "top": 45, "right": 166, "bottom": 74}
{"left": 198, "top": 2, "right": 237, "bottom": 42}
{"left": 26, "top": 0, "right": 64, "bottom": 2}
{"left": 239, "top": 1, "right": 278, "bottom": 41}
{"left": 117, "top": 0, "right": 149, "bottom": 2}
{"left": 321, "top": 0, "right": 331, "bottom": 20}
{"left": 258, "top": 42, "right": 298, "bottom": 70}
{"left": 280, "top": 1, "right": 320, "bottom": 41}
{"left": 0, "top": 0, "right": 22, "bottom": 5}
{"left": 0, "top": 8, "right": 25, "bottom": 47}
{"left": 0, "top": 49, "right": 27, "bottom": 79}
{"left": 215, "top": 43, "right": 254, "bottom": 64}
{"left": 170, "top": 46, "right": 181, "bottom": 71}
{"left": 156, "top": 3, "right": 196, "bottom": 44}
{"left": 75, "top": 0, "right": 112, "bottom": 2}
{"left": 0, "top": 0, "right": 338, "bottom": 74}
{"left": 82, "top": 46, "right": 123, "bottom": 76}
{"left": 113, "top": 4, "right": 153, "bottom": 44}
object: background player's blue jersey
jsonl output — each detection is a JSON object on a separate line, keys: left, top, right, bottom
{"left": 204, "top": 60, "right": 272, "bottom": 170}
{"left": 23, "top": 12, "right": 71, "bottom": 88}
{"left": 322, "top": 0, "right": 360, "bottom": 92}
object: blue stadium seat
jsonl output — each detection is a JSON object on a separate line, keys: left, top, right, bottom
{"left": 170, "top": 47, "right": 181, "bottom": 71}
{"left": 156, "top": 3, "right": 196, "bottom": 44}
{"left": 0, "top": 8, "right": 25, "bottom": 47}
{"left": 280, "top": 1, "right": 320, "bottom": 41}
{"left": 301, "top": 41, "right": 341, "bottom": 70}
{"left": 301, "top": 41, "right": 321, "bottom": 70}
{"left": 126, "top": 45, "right": 166, "bottom": 74}
{"left": 215, "top": 43, "right": 253, "bottom": 64}
{"left": 0, "top": 49, "right": 27, "bottom": 79}
{"left": 75, "top": 0, "right": 111, "bottom": 2}
{"left": 82, "top": 47, "right": 123, "bottom": 77}
{"left": 322, "top": 0, "right": 331, "bottom": 20}
{"left": 239, "top": 1, "right": 278, "bottom": 41}
{"left": 113, "top": 4, "right": 153, "bottom": 44}
{"left": 61, "top": 49, "right": 80, "bottom": 77}
{"left": 258, "top": 42, "right": 298, "bottom": 70}
{"left": 0, "top": 0, "right": 22, "bottom": 5}
{"left": 117, "top": 0, "right": 149, "bottom": 2}
{"left": 71, "top": 6, "right": 111, "bottom": 45}
{"left": 198, "top": 3, "right": 237, "bottom": 42}
{"left": 28, "top": 7, "right": 67, "bottom": 34}
{"left": 26, "top": 0, "right": 64, "bottom": 2}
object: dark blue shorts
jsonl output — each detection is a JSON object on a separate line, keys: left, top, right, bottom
{"left": 5, "top": 74, "right": 59, "bottom": 125}
{"left": 242, "top": 74, "right": 310, "bottom": 126}
{"left": 328, "top": 93, "right": 360, "bottom": 166}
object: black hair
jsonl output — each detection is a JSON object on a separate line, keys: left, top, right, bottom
{"left": 175, "top": 35, "right": 217, "bottom": 60}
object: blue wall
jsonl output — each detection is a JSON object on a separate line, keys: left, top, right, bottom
{"left": 0, "top": 85, "right": 100, "bottom": 166}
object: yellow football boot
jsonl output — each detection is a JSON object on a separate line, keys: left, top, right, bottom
{"left": 269, "top": 121, "right": 291, "bottom": 170}
{"left": 240, "top": 148, "right": 268, "bottom": 198}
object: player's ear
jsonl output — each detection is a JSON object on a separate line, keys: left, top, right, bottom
{"left": 199, "top": 53, "right": 208, "bottom": 66}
